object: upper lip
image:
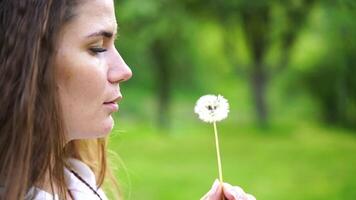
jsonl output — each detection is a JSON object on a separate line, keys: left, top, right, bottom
{"left": 104, "top": 95, "right": 122, "bottom": 104}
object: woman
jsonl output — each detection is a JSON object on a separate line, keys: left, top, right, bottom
{"left": 0, "top": 0, "right": 255, "bottom": 199}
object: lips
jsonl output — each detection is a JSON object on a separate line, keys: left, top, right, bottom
{"left": 103, "top": 95, "right": 122, "bottom": 112}
{"left": 104, "top": 95, "right": 122, "bottom": 104}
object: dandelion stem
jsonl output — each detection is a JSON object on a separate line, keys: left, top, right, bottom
{"left": 213, "top": 122, "right": 223, "bottom": 183}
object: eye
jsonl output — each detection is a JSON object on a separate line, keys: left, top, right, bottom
{"left": 89, "top": 47, "right": 107, "bottom": 54}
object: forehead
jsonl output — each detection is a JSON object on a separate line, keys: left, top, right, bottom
{"left": 64, "top": 0, "right": 117, "bottom": 36}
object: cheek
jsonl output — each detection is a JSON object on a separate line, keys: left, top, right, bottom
{"left": 67, "top": 67, "right": 106, "bottom": 100}
{"left": 57, "top": 54, "right": 106, "bottom": 105}
{"left": 56, "top": 53, "right": 110, "bottom": 139}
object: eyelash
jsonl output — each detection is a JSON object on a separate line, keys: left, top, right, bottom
{"left": 89, "top": 47, "right": 107, "bottom": 54}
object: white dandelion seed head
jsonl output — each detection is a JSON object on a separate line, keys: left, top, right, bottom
{"left": 194, "top": 94, "right": 229, "bottom": 123}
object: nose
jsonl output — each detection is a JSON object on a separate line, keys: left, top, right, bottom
{"left": 107, "top": 47, "right": 132, "bottom": 84}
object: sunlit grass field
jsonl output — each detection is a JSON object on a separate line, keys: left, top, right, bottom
{"left": 108, "top": 121, "right": 356, "bottom": 200}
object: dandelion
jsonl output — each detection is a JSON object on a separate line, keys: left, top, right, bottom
{"left": 194, "top": 94, "right": 229, "bottom": 185}
{"left": 194, "top": 94, "right": 229, "bottom": 123}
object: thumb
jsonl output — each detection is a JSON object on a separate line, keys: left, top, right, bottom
{"left": 200, "top": 179, "right": 223, "bottom": 200}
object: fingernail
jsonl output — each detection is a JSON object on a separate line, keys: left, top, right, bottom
{"left": 211, "top": 179, "right": 220, "bottom": 192}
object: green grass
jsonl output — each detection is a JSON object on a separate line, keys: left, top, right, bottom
{"left": 108, "top": 121, "right": 356, "bottom": 200}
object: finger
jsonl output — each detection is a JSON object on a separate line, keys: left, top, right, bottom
{"left": 208, "top": 180, "right": 223, "bottom": 200}
{"left": 222, "top": 183, "right": 239, "bottom": 200}
{"left": 200, "top": 179, "right": 223, "bottom": 200}
{"left": 222, "top": 183, "right": 249, "bottom": 200}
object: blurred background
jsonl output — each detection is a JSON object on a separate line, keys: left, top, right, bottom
{"left": 108, "top": 0, "right": 356, "bottom": 199}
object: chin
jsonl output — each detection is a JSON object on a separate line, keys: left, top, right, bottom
{"left": 67, "top": 117, "right": 115, "bottom": 140}
{"left": 101, "top": 115, "right": 115, "bottom": 136}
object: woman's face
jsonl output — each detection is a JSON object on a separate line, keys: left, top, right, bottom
{"left": 55, "top": 0, "right": 132, "bottom": 141}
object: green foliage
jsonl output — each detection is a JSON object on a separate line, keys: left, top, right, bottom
{"left": 114, "top": 0, "right": 356, "bottom": 129}
{"left": 292, "top": 2, "right": 356, "bottom": 128}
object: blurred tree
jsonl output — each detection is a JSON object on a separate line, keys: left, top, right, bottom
{"left": 182, "top": 0, "right": 316, "bottom": 126}
{"left": 116, "top": 0, "right": 355, "bottom": 129}
{"left": 116, "top": 0, "right": 195, "bottom": 128}
{"left": 296, "top": 1, "right": 356, "bottom": 128}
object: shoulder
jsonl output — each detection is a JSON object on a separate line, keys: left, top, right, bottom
{"left": 27, "top": 158, "right": 108, "bottom": 200}
{"left": 25, "top": 187, "right": 59, "bottom": 200}
{"left": 65, "top": 158, "right": 108, "bottom": 200}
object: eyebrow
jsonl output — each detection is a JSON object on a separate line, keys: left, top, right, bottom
{"left": 86, "top": 30, "right": 118, "bottom": 40}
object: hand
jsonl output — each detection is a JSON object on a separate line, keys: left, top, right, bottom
{"left": 200, "top": 179, "right": 256, "bottom": 200}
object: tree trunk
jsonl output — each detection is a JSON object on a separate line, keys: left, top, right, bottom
{"left": 251, "top": 63, "right": 268, "bottom": 126}
{"left": 152, "top": 39, "right": 171, "bottom": 128}
{"left": 241, "top": 6, "right": 270, "bottom": 126}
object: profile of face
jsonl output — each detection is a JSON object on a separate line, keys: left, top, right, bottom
{"left": 55, "top": 0, "right": 132, "bottom": 141}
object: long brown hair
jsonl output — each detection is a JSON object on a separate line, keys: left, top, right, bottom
{"left": 0, "top": 0, "right": 117, "bottom": 199}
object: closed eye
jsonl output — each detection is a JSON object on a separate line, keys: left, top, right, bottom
{"left": 89, "top": 47, "right": 107, "bottom": 54}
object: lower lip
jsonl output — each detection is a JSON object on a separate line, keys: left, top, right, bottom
{"left": 103, "top": 102, "right": 119, "bottom": 112}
